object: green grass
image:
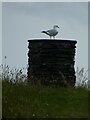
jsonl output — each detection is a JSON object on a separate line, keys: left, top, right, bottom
{"left": 2, "top": 81, "right": 89, "bottom": 118}
{"left": 0, "top": 80, "right": 2, "bottom": 119}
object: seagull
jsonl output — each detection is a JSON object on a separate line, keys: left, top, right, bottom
{"left": 41, "top": 25, "right": 59, "bottom": 39}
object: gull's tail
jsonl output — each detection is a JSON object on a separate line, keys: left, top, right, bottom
{"left": 41, "top": 31, "right": 50, "bottom": 35}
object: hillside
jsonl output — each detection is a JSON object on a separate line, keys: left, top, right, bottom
{"left": 2, "top": 81, "right": 89, "bottom": 118}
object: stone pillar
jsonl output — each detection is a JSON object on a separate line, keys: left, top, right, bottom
{"left": 27, "top": 39, "right": 77, "bottom": 87}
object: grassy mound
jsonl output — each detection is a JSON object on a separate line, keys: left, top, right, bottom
{"left": 2, "top": 81, "right": 88, "bottom": 118}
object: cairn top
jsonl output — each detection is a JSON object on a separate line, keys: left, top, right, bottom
{"left": 28, "top": 38, "right": 77, "bottom": 43}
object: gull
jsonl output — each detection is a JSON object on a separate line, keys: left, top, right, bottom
{"left": 41, "top": 25, "right": 59, "bottom": 39}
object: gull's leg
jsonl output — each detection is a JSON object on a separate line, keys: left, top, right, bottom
{"left": 53, "top": 36, "right": 55, "bottom": 40}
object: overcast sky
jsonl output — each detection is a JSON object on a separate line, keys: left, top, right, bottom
{"left": 1, "top": 2, "right": 88, "bottom": 73}
{"left": 1, "top": 0, "right": 89, "bottom": 2}
{"left": 0, "top": 2, "right": 2, "bottom": 66}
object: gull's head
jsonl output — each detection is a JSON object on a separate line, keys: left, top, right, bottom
{"left": 53, "top": 25, "right": 59, "bottom": 29}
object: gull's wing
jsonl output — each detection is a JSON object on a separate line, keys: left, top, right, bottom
{"left": 47, "top": 29, "right": 58, "bottom": 36}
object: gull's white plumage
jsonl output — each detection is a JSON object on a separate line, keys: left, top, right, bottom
{"left": 41, "top": 25, "right": 59, "bottom": 39}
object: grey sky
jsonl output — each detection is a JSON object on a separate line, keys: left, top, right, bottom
{"left": 2, "top": 2, "right": 88, "bottom": 72}
{"left": 0, "top": 5, "right": 1, "bottom": 70}
{"left": 1, "top": 0, "right": 89, "bottom": 2}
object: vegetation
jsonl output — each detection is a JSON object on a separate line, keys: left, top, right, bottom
{"left": 75, "top": 67, "right": 89, "bottom": 89}
{"left": 0, "top": 64, "right": 89, "bottom": 118}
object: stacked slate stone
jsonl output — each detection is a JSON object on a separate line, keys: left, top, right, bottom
{"left": 27, "top": 39, "right": 77, "bottom": 87}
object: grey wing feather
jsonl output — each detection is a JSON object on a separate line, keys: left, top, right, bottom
{"left": 47, "top": 29, "right": 58, "bottom": 36}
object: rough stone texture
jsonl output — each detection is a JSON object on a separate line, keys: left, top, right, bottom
{"left": 27, "top": 39, "right": 77, "bottom": 87}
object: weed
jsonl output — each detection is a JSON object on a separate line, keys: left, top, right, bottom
{"left": 75, "top": 67, "right": 89, "bottom": 89}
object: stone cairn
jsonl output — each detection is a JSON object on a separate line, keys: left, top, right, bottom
{"left": 27, "top": 39, "right": 77, "bottom": 87}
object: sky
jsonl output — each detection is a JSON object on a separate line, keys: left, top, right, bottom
{"left": 1, "top": 0, "right": 89, "bottom": 2}
{"left": 1, "top": 2, "right": 88, "bottom": 74}
{"left": 0, "top": 2, "right": 2, "bottom": 66}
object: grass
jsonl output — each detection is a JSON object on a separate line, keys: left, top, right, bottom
{"left": 2, "top": 80, "right": 89, "bottom": 118}
{"left": 1, "top": 65, "right": 89, "bottom": 118}
{"left": 0, "top": 80, "right": 2, "bottom": 119}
